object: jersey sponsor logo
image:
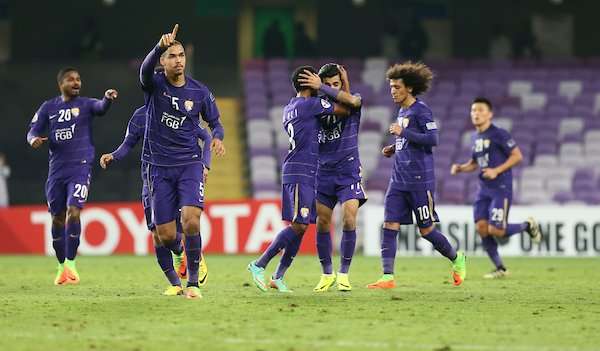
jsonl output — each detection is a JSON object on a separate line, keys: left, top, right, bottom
{"left": 320, "top": 99, "right": 331, "bottom": 109}
{"left": 426, "top": 121, "right": 437, "bottom": 130}
{"left": 160, "top": 112, "right": 187, "bottom": 129}
{"left": 184, "top": 100, "right": 194, "bottom": 111}
{"left": 318, "top": 115, "right": 342, "bottom": 143}
{"left": 55, "top": 125, "right": 76, "bottom": 141}
{"left": 71, "top": 107, "right": 80, "bottom": 117}
{"left": 395, "top": 136, "right": 407, "bottom": 151}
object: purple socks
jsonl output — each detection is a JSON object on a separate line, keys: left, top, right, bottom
{"left": 422, "top": 229, "right": 457, "bottom": 261}
{"left": 256, "top": 226, "right": 297, "bottom": 268}
{"left": 340, "top": 230, "right": 356, "bottom": 274}
{"left": 273, "top": 234, "right": 302, "bottom": 279}
{"left": 381, "top": 228, "right": 398, "bottom": 274}
{"left": 482, "top": 236, "right": 504, "bottom": 269}
{"left": 66, "top": 220, "right": 81, "bottom": 260}
{"left": 184, "top": 234, "right": 202, "bottom": 287}
{"left": 155, "top": 245, "right": 181, "bottom": 286}
{"left": 316, "top": 232, "right": 333, "bottom": 274}
{"left": 505, "top": 222, "right": 528, "bottom": 237}
{"left": 51, "top": 225, "right": 66, "bottom": 263}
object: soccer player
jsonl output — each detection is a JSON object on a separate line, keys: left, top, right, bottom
{"left": 247, "top": 65, "right": 352, "bottom": 293}
{"left": 310, "top": 63, "right": 366, "bottom": 292}
{"left": 99, "top": 106, "right": 211, "bottom": 295}
{"left": 450, "top": 97, "right": 542, "bottom": 278}
{"left": 139, "top": 24, "right": 225, "bottom": 299}
{"left": 367, "top": 62, "right": 467, "bottom": 289}
{"left": 27, "top": 67, "right": 118, "bottom": 285}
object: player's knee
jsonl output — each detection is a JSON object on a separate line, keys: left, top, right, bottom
{"left": 488, "top": 225, "right": 505, "bottom": 237}
{"left": 316, "top": 216, "right": 330, "bottom": 232}
{"left": 66, "top": 207, "right": 81, "bottom": 222}
{"left": 383, "top": 222, "right": 400, "bottom": 231}
{"left": 418, "top": 225, "right": 434, "bottom": 236}
{"left": 52, "top": 213, "right": 66, "bottom": 228}
{"left": 476, "top": 221, "right": 489, "bottom": 237}
{"left": 291, "top": 222, "right": 308, "bottom": 236}
{"left": 150, "top": 229, "right": 161, "bottom": 246}
{"left": 342, "top": 215, "right": 356, "bottom": 231}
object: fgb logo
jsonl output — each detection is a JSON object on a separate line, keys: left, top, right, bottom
{"left": 161, "top": 112, "right": 186, "bottom": 129}
{"left": 55, "top": 125, "right": 75, "bottom": 141}
{"left": 395, "top": 136, "right": 407, "bottom": 151}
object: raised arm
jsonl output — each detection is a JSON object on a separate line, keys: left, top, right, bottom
{"left": 27, "top": 103, "right": 49, "bottom": 149}
{"left": 90, "top": 89, "right": 118, "bottom": 116}
{"left": 298, "top": 69, "right": 362, "bottom": 109}
{"left": 140, "top": 24, "right": 179, "bottom": 89}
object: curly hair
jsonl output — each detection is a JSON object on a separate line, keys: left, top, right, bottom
{"left": 386, "top": 61, "right": 434, "bottom": 96}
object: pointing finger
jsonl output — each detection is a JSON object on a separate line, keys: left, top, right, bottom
{"left": 172, "top": 24, "right": 179, "bottom": 39}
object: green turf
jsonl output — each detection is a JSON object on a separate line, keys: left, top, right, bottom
{"left": 1, "top": 255, "right": 599, "bottom": 351}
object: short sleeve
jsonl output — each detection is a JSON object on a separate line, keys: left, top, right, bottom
{"left": 200, "top": 91, "right": 220, "bottom": 123}
{"left": 415, "top": 107, "right": 437, "bottom": 132}
{"left": 310, "top": 97, "right": 334, "bottom": 117}
{"left": 496, "top": 129, "right": 517, "bottom": 154}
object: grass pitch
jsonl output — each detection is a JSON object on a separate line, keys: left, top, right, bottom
{"left": 1, "top": 255, "right": 599, "bottom": 351}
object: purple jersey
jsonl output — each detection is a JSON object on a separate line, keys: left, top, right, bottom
{"left": 140, "top": 46, "right": 223, "bottom": 167}
{"left": 317, "top": 95, "right": 361, "bottom": 178}
{"left": 390, "top": 99, "right": 438, "bottom": 191}
{"left": 27, "top": 96, "right": 112, "bottom": 170}
{"left": 282, "top": 96, "right": 335, "bottom": 185}
{"left": 471, "top": 124, "right": 516, "bottom": 192}
{"left": 111, "top": 106, "right": 212, "bottom": 168}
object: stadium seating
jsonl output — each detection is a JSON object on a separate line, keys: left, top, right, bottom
{"left": 242, "top": 57, "right": 600, "bottom": 205}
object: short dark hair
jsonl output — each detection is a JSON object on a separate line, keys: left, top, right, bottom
{"left": 472, "top": 97, "right": 493, "bottom": 111}
{"left": 291, "top": 65, "right": 317, "bottom": 93}
{"left": 57, "top": 67, "right": 79, "bottom": 83}
{"left": 318, "top": 63, "right": 340, "bottom": 79}
{"left": 386, "top": 61, "right": 433, "bottom": 96}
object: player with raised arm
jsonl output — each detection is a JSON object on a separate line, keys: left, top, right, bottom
{"left": 99, "top": 106, "right": 211, "bottom": 294}
{"left": 247, "top": 66, "right": 350, "bottom": 293}
{"left": 451, "top": 97, "right": 542, "bottom": 278}
{"left": 302, "top": 63, "right": 366, "bottom": 292}
{"left": 27, "top": 67, "right": 118, "bottom": 285}
{"left": 139, "top": 24, "right": 225, "bottom": 299}
{"left": 367, "top": 62, "right": 466, "bottom": 289}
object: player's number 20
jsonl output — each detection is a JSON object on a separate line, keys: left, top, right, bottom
{"left": 73, "top": 184, "right": 89, "bottom": 200}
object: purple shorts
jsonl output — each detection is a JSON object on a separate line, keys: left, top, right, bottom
{"left": 148, "top": 163, "right": 204, "bottom": 226}
{"left": 282, "top": 183, "right": 316, "bottom": 225}
{"left": 474, "top": 189, "right": 512, "bottom": 229}
{"left": 316, "top": 175, "right": 368, "bottom": 210}
{"left": 384, "top": 185, "right": 439, "bottom": 228}
{"left": 45, "top": 164, "right": 92, "bottom": 215}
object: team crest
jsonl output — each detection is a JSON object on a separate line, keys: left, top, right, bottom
{"left": 300, "top": 207, "right": 310, "bottom": 218}
{"left": 402, "top": 117, "right": 409, "bottom": 128}
{"left": 71, "top": 107, "right": 80, "bottom": 117}
{"left": 184, "top": 100, "right": 194, "bottom": 111}
{"left": 484, "top": 139, "right": 491, "bottom": 148}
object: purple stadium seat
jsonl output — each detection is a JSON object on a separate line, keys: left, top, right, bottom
{"left": 553, "top": 191, "right": 574, "bottom": 204}
{"left": 441, "top": 179, "right": 466, "bottom": 204}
